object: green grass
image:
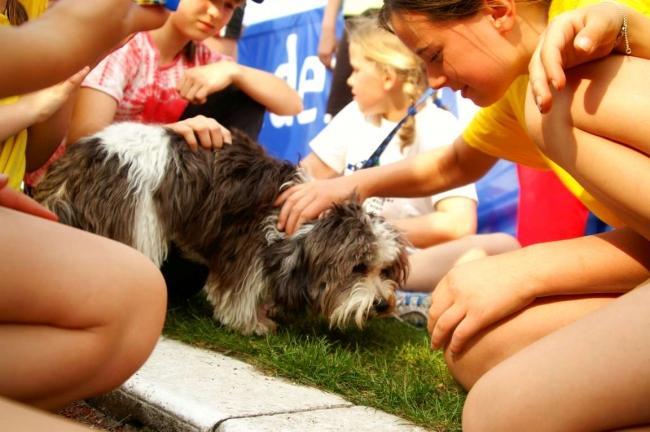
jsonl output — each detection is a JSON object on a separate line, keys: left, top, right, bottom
{"left": 163, "top": 297, "right": 466, "bottom": 431}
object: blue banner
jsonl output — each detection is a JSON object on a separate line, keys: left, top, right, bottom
{"left": 239, "top": 7, "right": 337, "bottom": 162}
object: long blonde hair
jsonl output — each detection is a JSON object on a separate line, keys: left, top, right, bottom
{"left": 347, "top": 16, "right": 429, "bottom": 151}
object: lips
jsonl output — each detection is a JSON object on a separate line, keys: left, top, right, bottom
{"left": 197, "top": 20, "right": 215, "bottom": 32}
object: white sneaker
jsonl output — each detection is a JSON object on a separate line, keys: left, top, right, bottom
{"left": 394, "top": 290, "right": 431, "bottom": 327}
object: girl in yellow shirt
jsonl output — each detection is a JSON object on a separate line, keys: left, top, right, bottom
{"left": 277, "top": 1, "right": 650, "bottom": 430}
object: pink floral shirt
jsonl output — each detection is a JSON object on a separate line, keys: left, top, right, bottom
{"left": 83, "top": 32, "right": 228, "bottom": 123}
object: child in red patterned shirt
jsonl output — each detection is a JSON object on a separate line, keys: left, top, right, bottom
{"left": 69, "top": 0, "right": 302, "bottom": 150}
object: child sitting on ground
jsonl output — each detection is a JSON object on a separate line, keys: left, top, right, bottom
{"left": 65, "top": 0, "right": 302, "bottom": 302}
{"left": 1, "top": 0, "right": 170, "bottom": 428}
{"left": 68, "top": 0, "right": 302, "bottom": 148}
{"left": 301, "top": 17, "right": 520, "bottom": 322}
{"left": 277, "top": 0, "right": 650, "bottom": 429}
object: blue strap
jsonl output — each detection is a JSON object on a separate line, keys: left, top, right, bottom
{"left": 359, "top": 87, "right": 435, "bottom": 170}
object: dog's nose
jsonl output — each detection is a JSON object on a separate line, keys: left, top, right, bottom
{"left": 373, "top": 298, "right": 390, "bottom": 313}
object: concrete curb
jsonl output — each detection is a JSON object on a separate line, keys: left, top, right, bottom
{"left": 93, "top": 338, "right": 429, "bottom": 432}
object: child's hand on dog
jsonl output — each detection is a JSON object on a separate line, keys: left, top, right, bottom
{"left": 275, "top": 176, "right": 359, "bottom": 234}
{"left": 166, "top": 115, "right": 231, "bottom": 151}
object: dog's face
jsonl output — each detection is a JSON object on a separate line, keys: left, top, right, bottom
{"left": 264, "top": 201, "right": 409, "bottom": 329}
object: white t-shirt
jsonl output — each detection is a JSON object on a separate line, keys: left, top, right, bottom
{"left": 310, "top": 100, "right": 477, "bottom": 221}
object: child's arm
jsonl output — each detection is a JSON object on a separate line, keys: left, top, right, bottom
{"left": 276, "top": 137, "right": 498, "bottom": 234}
{"left": 526, "top": 55, "right": 650, "bottom": 239}
{"left": 25, "top": 68, "right": 89, "bottom": 172}
{"left": 67, "top": 88, "right": 118, "bottom": 145}
{"left": 300, "top": 153, "right": 340, "bottom": 179}
{"left": 69, "top": 87, "right": 232, "bottom": 151}
{"left": 318, "top": 0, "right": 342, "bottom": 69}
{"left": 391, "top": 197, "right": 477, "bottom": 248}
{"left": 530, "top": 2, "right": 650, "bottom": 113}
{"left": 429, "top": 227, "right": 650, "bottom": 354}
{"left": 0, "top": 0, "right": 168, "bottom": 97}
{"left": 177, "top": 61, "right": 303, "bottom": 115}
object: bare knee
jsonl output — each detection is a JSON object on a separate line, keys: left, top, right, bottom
{"left": 482, "top": 233, "right": 521, "bottom": 254}
{"left": 94, "top": 247, "right": 167, "bottom": 391}
{"left": 443, "top": 344, "right": 496, "bottom": 390}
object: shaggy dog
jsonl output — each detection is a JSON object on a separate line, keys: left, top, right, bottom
{"left": 34, "top": 123, "right": 409, "bottom": 335}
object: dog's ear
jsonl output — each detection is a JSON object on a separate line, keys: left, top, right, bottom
{"left": 263, "top": 238, "right": 312, "bottom": 312}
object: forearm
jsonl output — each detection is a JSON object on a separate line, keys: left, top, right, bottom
{"left": 26, "top": 95, "right": 77, "bottom": 172}
{"left": 0, "top": 0, "right": 166, "bottom": 97}
{"left": 232, "top": 64, "right": 303, "bottom": 115}
{"left": 0, "top": 102, "right": 37, "bottom": 142}
{"left": 392, "top": 211, "right": 477, "bottom": 248}
{"left": 358, "top": 138, "right": 495, "bottom": 201}
{"left": 522, "top": 228, "right": 650, "bottom": 298}
{"left": 322, "top": 0, "right": 342, "bottom": 32}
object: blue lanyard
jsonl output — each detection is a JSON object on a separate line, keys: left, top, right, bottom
{"left": 358, "top": 87, "right": 436, "bottom": 170}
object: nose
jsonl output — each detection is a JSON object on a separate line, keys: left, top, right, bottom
{"left": 373, "top": 298, "right": 390, "bottom": 313}
{"left": 206, "top": 4, "right": 220, "bottom": 19}
{"left": 346, "top": 74, "right": 355, "bottom": 89}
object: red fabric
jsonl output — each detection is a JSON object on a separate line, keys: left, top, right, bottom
{"left": 516, "top": 164, "right": 589, "bottom": 246}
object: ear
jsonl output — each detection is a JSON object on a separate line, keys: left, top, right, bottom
{"left": 483, "top": 0, "right": 515, "bottom": 33}
{"left": 263, "top": 238, "right": 311, "bottom": 312}
{"left": 382, "top": 66, "right": 400, "bottom": 92}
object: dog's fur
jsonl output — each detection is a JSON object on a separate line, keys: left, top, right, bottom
{"left": 34, "top": 123, "right": 409, "bottom": 335}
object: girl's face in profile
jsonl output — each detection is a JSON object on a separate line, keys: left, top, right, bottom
{"left": 347, "top": 43, "right": 390, "bottom": 118}
{"left": 171, "top": 0, "right": 240, "bottom": 41}
{"left": 389, "top": 10, "right": 518, "bottom": 107}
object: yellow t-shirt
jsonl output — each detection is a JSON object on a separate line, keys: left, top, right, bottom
{"left": 0, "top": 0, "right": 48, "bottom": 190}
{"left": 462, "top": 0, "right": 650, "bottom": 227}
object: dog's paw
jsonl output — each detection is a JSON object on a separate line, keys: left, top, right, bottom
{"left": 253, "top": 317, "right": 278, "bottom": 336}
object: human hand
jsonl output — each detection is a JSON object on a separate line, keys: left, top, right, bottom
{"left": 0, "top": 175, "right": 58, "bottom": 221}
{"left": 166, "top": 115, "right": 231, "bottom": 151}
{"left": 177, "top": 62, "right": 237, "bottom": 105}
{"left": 20, "top": 67, "right": 89, "bottom": 124}
{"left": 529, "top": 1, "right": 624, "bottom": 113}
{"left": 275, "top": 176, "right": 358, "bottom": 234}
{"left": 318, "top": 27, "right": 337, "bottom": 68}
{"left": 427, "top": 252, "right": 537, "bottom": 355}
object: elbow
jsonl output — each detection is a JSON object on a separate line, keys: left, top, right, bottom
{"left": 271, "top": 91, "right": 303, "bottom": 116}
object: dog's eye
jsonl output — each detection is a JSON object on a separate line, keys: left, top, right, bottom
{"left": 380, "top": 268, "right": 392, "bottom": 278}
{"left": 352, "top": 263, "right": 368, "bottom": 274}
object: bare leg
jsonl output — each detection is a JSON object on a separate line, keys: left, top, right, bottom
{"left": 444, "top": 294, "right": 616, "bottom": 389}
{"left": 0, "top": 397, "right": 93, "bottom": 431}
{"left": 405, "top": 233, "right": 521, "bottom": 292}
{"left": 463, "top": 281, "right": 650, "bottom": 432}
{"left": 0, "top": 207, "right": 167, "bottom": 410}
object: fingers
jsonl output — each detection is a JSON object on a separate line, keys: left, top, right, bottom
{"left": 0, "top": 176, "right": 59, "bottom": 221}
{"left": 276, "top": 186, "right": 307, "bottom": 233}
{"left": 430, "top": 304, "right": 465, "bottom": 350}
{"left": 66, "top": 66, "right": 91, "bottom": 87}
{"left": 166, "top": 116, "right": 231, "bottom": 151}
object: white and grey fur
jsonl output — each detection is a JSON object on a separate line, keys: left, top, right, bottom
{"left": 34, "top": 123, "right": 409, "bottom": 335}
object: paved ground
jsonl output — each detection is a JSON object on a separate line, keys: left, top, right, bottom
{"left": 58, "top": 400, "right": 153, "bottom": 431}
{"left": 78, "top": 337, "right": 429, "bottom": 432}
